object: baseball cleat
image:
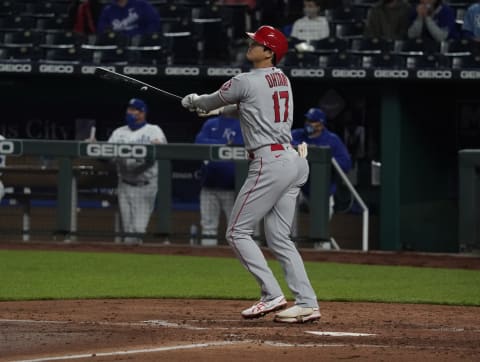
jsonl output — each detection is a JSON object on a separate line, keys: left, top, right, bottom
{"left": 241, "top": 295, "right": 287, "bottom": 319}
{"left": 274, "top": 305, "right": 321, "bottom": 323}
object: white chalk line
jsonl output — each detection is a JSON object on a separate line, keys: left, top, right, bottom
{"left": 11, "top": 341, "right": 247, "bottom": 362}
{"left": 306, "top": 331, "right": 376, "bottom": 337}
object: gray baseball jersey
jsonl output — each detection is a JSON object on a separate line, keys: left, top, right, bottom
{"left": 194, "top": 68, "right": 318, "bottom": 308}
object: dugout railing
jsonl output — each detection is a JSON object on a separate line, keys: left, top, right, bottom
{"left": 0, "top": 139, "right": 331, "bottom": 244}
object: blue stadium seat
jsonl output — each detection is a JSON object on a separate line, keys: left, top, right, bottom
{"left": 405, "top": 54, "right": 440, "bottom": 69}
{"left": 0, "top": 44, "right": 39, "bottom": 61}
{"left": 320, "top": 52, "right": 361, "bottom": 68}
{"left": 449, "top": 55, "right": 480, "bottom": 69}
{"left": 0, "top": 1, "right": 25, "bottom": 16}
{"left": 283, "top": 50, "right": 319, "bottom": 67}
{"left": 311, "top": 37, "right": 348, "bottom": 54}
{"left": 335, "top": 22, "right": 365, "bottom": 39}
{"left": 361, "top": 53, "right": 402, "bottom": 68}
{"left": 40, "top": 31, "right": 83, "bottom": 47}
{"left": 85, "top": 32, "right": 128, "bottom": 46}
{"left": 393, "top": 38, "right": 440, "bottom": 56}
{"left": 163, "top": 31, "right": 199, "bottom": 65}
{"left": 441, "top": 38, "right": 477, "bottom": 56}
{"left": 35, "top": 17, "right": 66, "bottom": 31}
{"left": 41, "top": 47, "right": 80, "bottom": 64}
{"left": 349, "top": 37, "right": 393, "bottom": 55}
{"left": 325, "top": 7, "right": 365, "bottom": 24}
{"left": 127, "top": 33, "right": 166, "bottom": 65}
{"left": 217, "top": 3, "right": 249, "bottom": 41}
{"left": 1, "top": 30, "right": 36, "bottom": 46}
{"left": 0, "top": 15, "right": 35, "bottom": 31}
{"left": 81, "top": 45, "right": 128, "bottom": 65}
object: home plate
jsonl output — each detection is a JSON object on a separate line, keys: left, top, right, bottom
{"left": 306, "top": 331, "right": 376, "bottom": 337}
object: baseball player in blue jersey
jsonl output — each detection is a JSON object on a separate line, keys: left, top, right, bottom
{"left": 291, "top": 107, "right": 352, "bottom": 218}
{"left": 195, "top": 115, "right": 244, "bottom": 246}
{"left": 182, "top": 25, "right": 321, "bottom": 323}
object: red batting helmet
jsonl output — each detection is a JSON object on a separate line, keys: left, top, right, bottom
{"left": 246, "top": 25, "right": 288, "bottom": 63}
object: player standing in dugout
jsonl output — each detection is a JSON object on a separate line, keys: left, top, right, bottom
{"left": 181, "top": 25, "right": 320, "bottom": 323}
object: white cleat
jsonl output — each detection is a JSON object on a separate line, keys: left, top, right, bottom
{"left": 274, "top": 305, "right": 321, "bottom": 323}
{"left": 241, "top": 296, "right": 287, "bottom": 319}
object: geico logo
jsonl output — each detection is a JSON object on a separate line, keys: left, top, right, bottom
{"left": 416, "top": 70, "right": 452, "bottom": 79}
{"left": 86, "top": 144, "right": 147, "bottom": 158}
{"left": 165, "top": 67, "right": 200, "bottom": 76}
{"left": 460, "top": 71, "right": 480, "bottom": 79}
{"left": 39, "top": 64, "right": 74, "bottom": 74}
{"left": 218, "top": 147, "right": 247, "bottom": 160}
{"left": 124, "top": 66, "right": 158, "bottom": 75}
{"left": 373, "top": 70, "right": 409, "bottom": 78}
{"left": 0, "top": 141, "right": 14, "bottom": 154}
{"left": 207, "top": 68, "right": 241, "bottom": 76}
{"left": 290, "top": 69, "right": 325, "bottom": 77}
{"left": 0, "top": 63, "right": 32, "bottom": 72}
{"left": 332, "top": 69, "right": 366, "bottom": 78}
{"left": 81, "top": 66, "right": 96, "bottom": 74}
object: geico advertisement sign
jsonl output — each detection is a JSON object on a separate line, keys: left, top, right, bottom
{"left": 216, "top": 147, "right": 247, "bottom": 160}
{"left": 84, "top": 143, "right": 148, "bottom": 158}
{"left": 0, "top": 141, "right": 15, "bottom": 154}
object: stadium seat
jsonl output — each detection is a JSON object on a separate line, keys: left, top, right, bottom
{"left": 217, "top": 3, "right": 249, "bottom": 41}
{"left": 0, "top": 44, "right": 39, "bottom": 61}
{"left": 40, "top": 31, "right": 83, "bottom": 48}
{"left": 35, "top": 17, "right": 66, "bottom": 31}
{"left": 319, "top": 52, "right": 361, "bottom": 68}
{"left": 405, "top": 54, "right": 439, "bottom": 69}
{"left": 192, "top": 14, "right": 229, "bottom": 64}
{"left": 0, "top": 1, "right": 25, "bottom": 16}
{"left": 41, "top": 47, "right": 80, "bottom": 64}
{"left": 283, "top": 50, "right": 319, "bottom": 67}
{"left": 335, "top": 22, "right": 365, "bottom": 39}
{"left": 325, "top": 7, "right": 365, "bottom": 24}
{"left": 393, "top": 38, "right": 440, "bottom": 56}
{"left": 156, "top": 3, "right": 190, "bottom": 23}
{"left": 449, "top": 55, "right": 480, "bottom": 69}
{"left": 1, "top": 30, "right": 36, "bottom": 46}
{"left": 127, "top": 33, "right": 166, "bottom": 65}
{"left": 349, "top": 37, "right": 392, "bottom": 55}
{"left": 85, "top": 32, "right": 128, "bottom": 46}
{"left": 0, "top": 15, "right": 35, "bottom": 31}
{"left": 81, "top": 45, "right": 128, "bottom": 65}
{"left": 311, "top": 37, "right": 348, "bottom": 54}
{"left": 361, "top": 53, "right": 402, "bottom": 68}
{"left": 23, "top": 1, "right": 70, "bottom": 17}
{"left": 441, "top": 38, "right": 476, "bottom": 56}
{"left": 163, "top": 31, "right": 199, "bottom": 65}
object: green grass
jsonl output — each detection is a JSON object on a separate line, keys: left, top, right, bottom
{"left": 0, "top": 250, "right": 479, "bottom": 306}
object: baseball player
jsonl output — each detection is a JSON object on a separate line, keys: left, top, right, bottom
{"left": 108, "top": 98, "right": 167, "bottom": 245}
{"left": 195, "top": 115, "right": 244, "bottom": 246}
{"left": 182, "top": 25, "right": 320, "bottom": 323}
{"left": 291, "top": 107, "right": 352, "bottom": 219}
{"left": 0, "top": 134, "right": 5, "bottom": 203}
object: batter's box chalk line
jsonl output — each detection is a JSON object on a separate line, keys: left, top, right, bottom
{"left": 306, "top": 331, "right": 376, "bottom": 337}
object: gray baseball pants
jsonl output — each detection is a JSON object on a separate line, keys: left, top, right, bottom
{"left": 226, "top": 145, "right": 318, "bottom": 308}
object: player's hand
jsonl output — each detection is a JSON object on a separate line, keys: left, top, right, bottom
{"left": 196, "top": 107, "right": 224, "bottom": 118}
{"left": 181, "top": 93, "right": 199, "bottom": 112}
{"left": 298, "top": 142, "right": 308, "bottom": 158}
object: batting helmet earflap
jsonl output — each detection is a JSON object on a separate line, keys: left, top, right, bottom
{"left": 246, "top": 25, "right": 289, "bottom": 63}
{"left": 305, "top": 108, "right": 326, "bottom": 124}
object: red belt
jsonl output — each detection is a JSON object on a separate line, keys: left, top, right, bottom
{"left": 248, "top": 144, "right": 285, "bottom": 159}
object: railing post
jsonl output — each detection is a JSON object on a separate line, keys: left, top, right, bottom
{"left": 309, "top": 147, "right": 331, "bottom": 241}
{"left": 156, "top": 159, "right": 172, "bottom": 237}
{"left": 56, "top": 157, "right": 73, "bottom": 235}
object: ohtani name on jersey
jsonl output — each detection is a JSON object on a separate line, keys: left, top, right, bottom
{"left": 265, "top": 72, "right": 289, "bottom": 88}
{"left": 85, "top": 144, "right": 147, "bottom": 158}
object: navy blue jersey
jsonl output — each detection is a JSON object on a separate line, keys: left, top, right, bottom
{"left": 195, "top": 116, "right": 244, "bottom": 190}
{"left": 97, "top": 0, "right": 160, "bottom": 36}
{"left": 291, "top": 128, "right": 351, "bottom": 195}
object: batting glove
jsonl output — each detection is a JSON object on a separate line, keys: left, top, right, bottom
{"left": 197, "top": 107, "right": 224, "bottom": 118}
{"left": 181, "top": 93, "right": 199, "bottom": 112}
{"left": 297, "top": 142, "right": 308, "bottom": 158}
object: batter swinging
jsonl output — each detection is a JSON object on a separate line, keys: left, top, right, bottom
{"left": 182, "top": 25, "right": 320, "bottom": 323}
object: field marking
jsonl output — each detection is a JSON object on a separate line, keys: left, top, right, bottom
{"left": 142, "top": 319, "right": 208, "bottom": 330}
{"left": 306, "top": 331, "right": 376, "bottom": 337}
{"left": 12, "top": 341, "right": 245, "bottom": 362}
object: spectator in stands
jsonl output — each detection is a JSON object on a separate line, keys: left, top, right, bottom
{"left": 0, "top": 134, "right": 5, "bottom": 203}
{"left": 68, "top": 0, "right": 102, "bottom": 35}
{"left": 291, "top": 108, "right": 351, "bottom": 222}
{"left": 462, "top": 1, "right": 480, "bottom": 41}
{"left": 194, "top": 114, "right": 243, "bottom": 246}
{"left": 407, "top": 0, "right": 458, "bottom": 42}
{"left": 97, "top": 0, "right": 160, "bottom": 37}
{"left": 364, "top": 0, "right": 410, "bottom": 40}
{"left": 290, "top": 0, "right": 329, "bottom": 43}
{"left": 108, "top": 99, "right": 167, "bottom": 245}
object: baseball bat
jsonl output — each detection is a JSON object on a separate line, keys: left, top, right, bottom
{"left": 94, "top": 67, "right": 183, "bottom": 101}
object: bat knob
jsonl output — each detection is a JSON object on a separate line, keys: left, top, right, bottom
{"left": 140, "top": 86, "right": 148, "bottom": 91}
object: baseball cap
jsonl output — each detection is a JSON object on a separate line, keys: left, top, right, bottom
{"left": 304, "top": 108, "right": 326, "bottom": 124}
{"left": 128, "top": 98, "right": 147, "bottom": 113}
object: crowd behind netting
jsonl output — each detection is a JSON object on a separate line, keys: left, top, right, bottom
{"left": 0, "top": 0, "right": 478, "bottom": 69}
